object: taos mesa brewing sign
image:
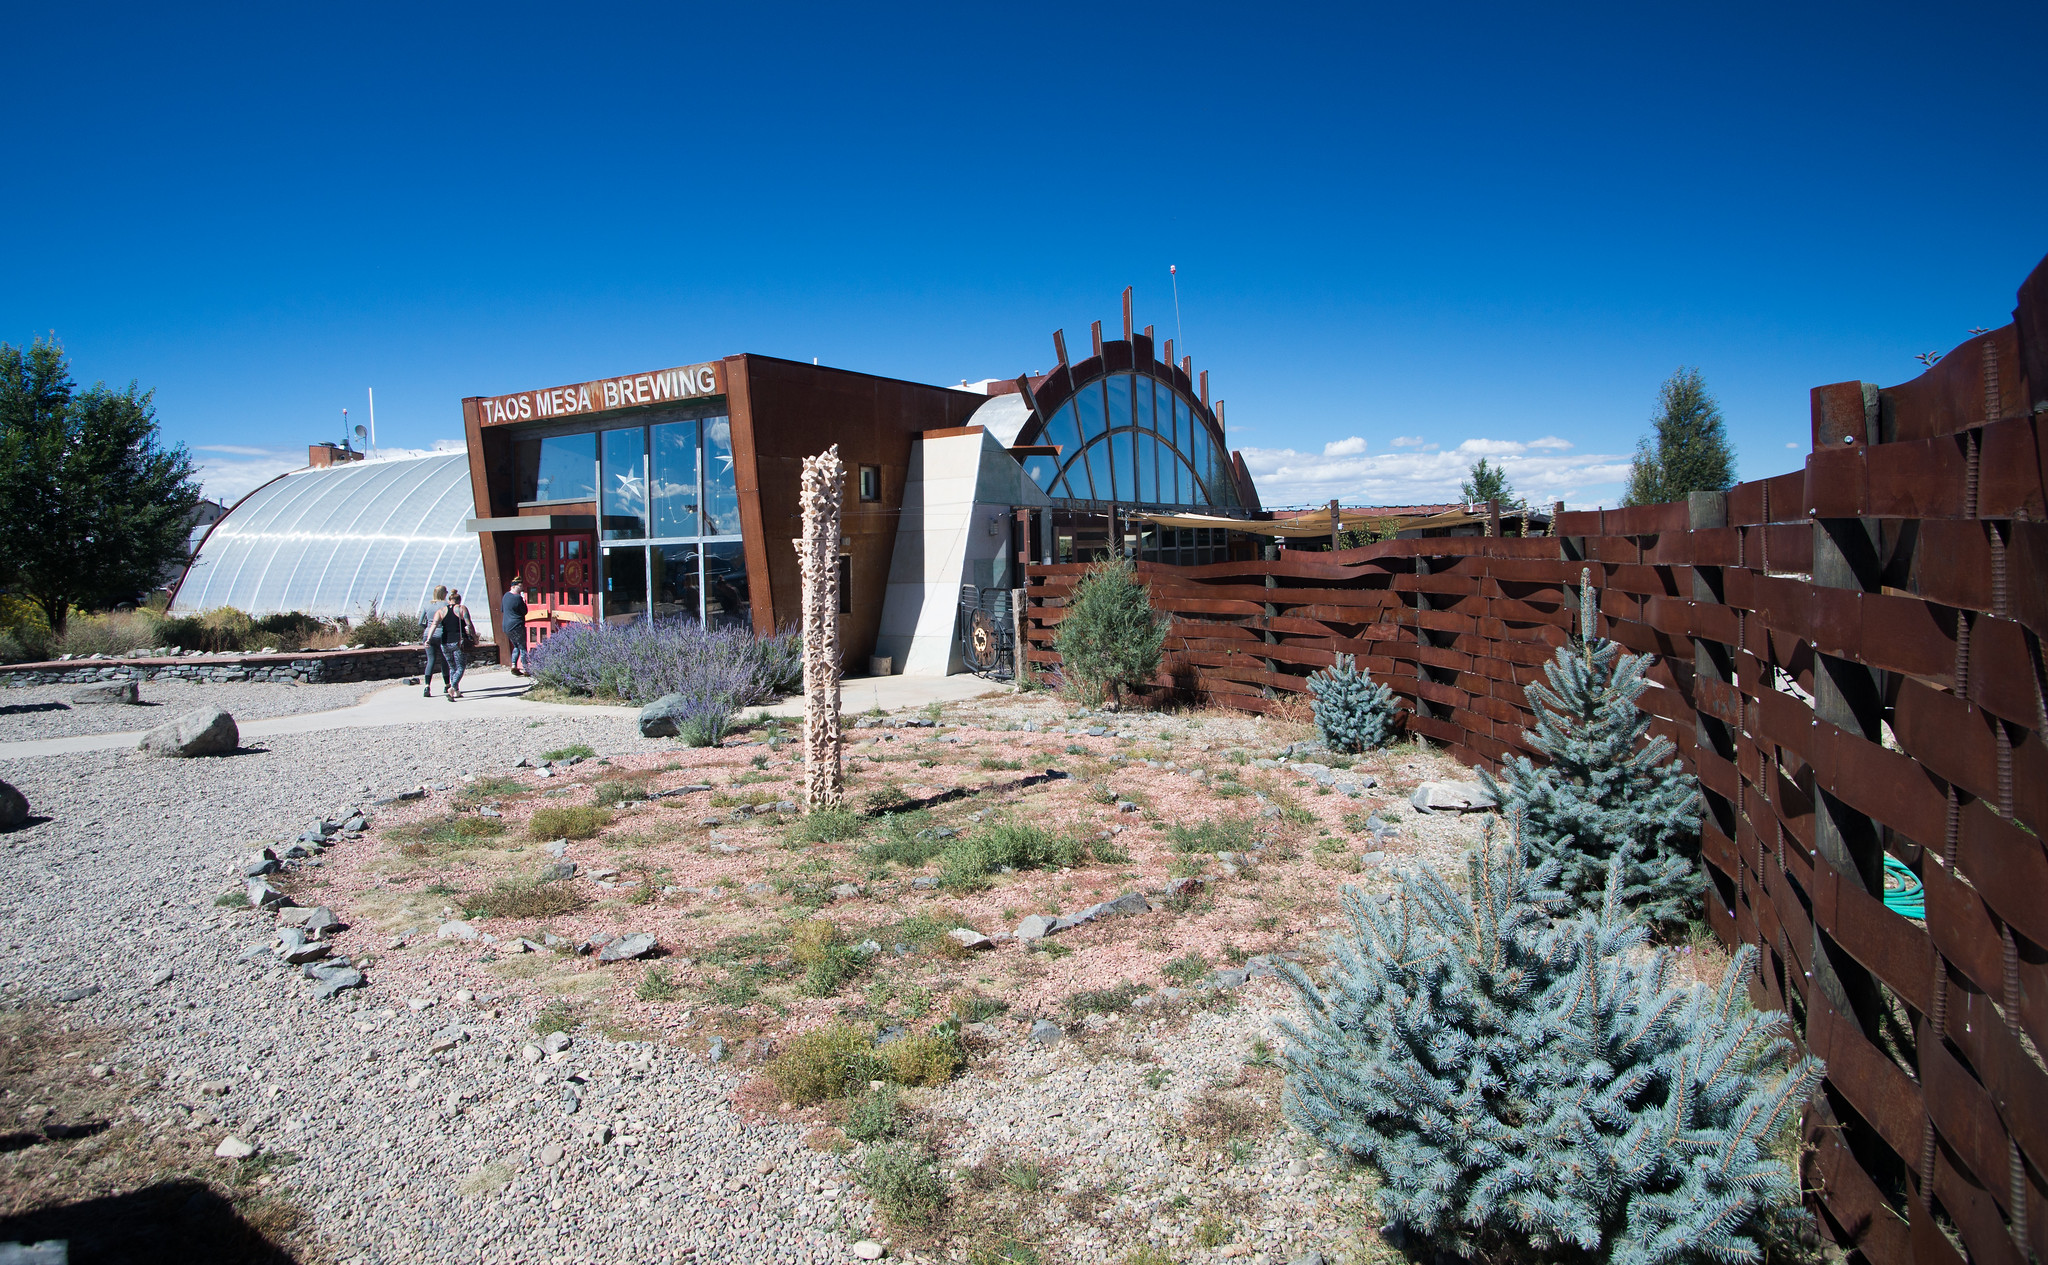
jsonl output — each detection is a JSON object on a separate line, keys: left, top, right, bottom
{"left": 473, "top": 361, "right": 724, "bottom": 426}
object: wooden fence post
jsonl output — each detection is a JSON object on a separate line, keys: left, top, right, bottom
{"left": 1688, "top": 491, "right": 1738, "bottom": 927}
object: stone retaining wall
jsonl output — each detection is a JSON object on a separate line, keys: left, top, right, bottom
{"left": 0, "top": 643, "right": 499, "bottom": 687}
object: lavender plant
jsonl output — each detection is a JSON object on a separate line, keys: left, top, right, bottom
{"left": 527, "top": 618, "right": 800, "bottom": 712}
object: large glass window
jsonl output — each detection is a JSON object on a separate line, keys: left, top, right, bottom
{"left": 1041, "top": 402, "right": 1082, "bottom": 461}
{"left": 513, "top": 432, "right": 597, "bottom": 504}
{"left": 1075, "top": 381, "right": 1105, "bottom": 444}
{"left": 1106, "top": 374, "right": 1132, "bottom": 434}
{"left": 601, "top": 543, "right": 647, "bottom": 623}
{"left": 1023, "top": 454, "right": 1057, "bottom": 492}
{"left": 1136, "top": 433, "right": 1159, "bottom": 503}
{"left": 653, "top": 544, "right": 701, "bottom": 622}
{"left": 601, "top": 427, "right": 647, "bottom": 539}
{"left": 705, "top": 417, "right": 740, "bottom": 534}
{"left": 1084, "top": 440, "right": 1114, "bottom": 503}
{"left": 704, "top": 542, "right": 750, "bottom": 631}
{"left": 651, "top": 420, "right": 702, "bottom": 538}
{"left": 1134, "top": 376, "right": 1156, "bottom": 435}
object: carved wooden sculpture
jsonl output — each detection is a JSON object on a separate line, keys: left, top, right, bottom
{"left": 798, "top": 445, "right": 846, "bottom": 808}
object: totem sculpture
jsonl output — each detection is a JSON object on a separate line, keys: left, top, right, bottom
{"left": 798, "top": 445, "right": 847, "bottom": 808}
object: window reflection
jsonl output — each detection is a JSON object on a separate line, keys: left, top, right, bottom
{"left": 1085, "top": 439, "right": 1114, "bottom": 503}
{"left": 600, "top": 428, "right": 647, "bottom": 540}
{"left": 601, "top": 544, "right": 648, "bottom": 623}
{"left": 1134, "top": 377, "right": 1156, "bottom": 434}
{"left": 651, "top": 420, "right": 702, "bottom": 538}
{"left": 704, "top": 542, "right": 750, "bottom": 631}
{"left": 513, "top": 433, "right": 597, "bottom": 504}
{"left": 1075, "top": 382, "right": 1105, "bottom": 443}
{"left": 1106, "top": 375, "right": 1132, "bottom": 434}
{"left": 653, "top": 544, "right": 701, "bottom": 623}
{"left": 1023, "top": 454, "right": 1058, "bottom": 491}
{"left": 704, "top": 416, "right": 740, "bottom": 534}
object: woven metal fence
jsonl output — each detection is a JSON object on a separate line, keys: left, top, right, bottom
{"left": 1021, "top": 256, "right": 2048, "bottom": 1265}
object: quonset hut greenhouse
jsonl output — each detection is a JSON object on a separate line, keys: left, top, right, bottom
{"left": 173, "top": 289, "right": 1261, "bottom": 674}
{"left": 172, "top": 451, "right": 493, "bottom": 639}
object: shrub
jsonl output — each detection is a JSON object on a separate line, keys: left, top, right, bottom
{"left": 527, "top": 806, "right": 612, "bottom": 840}
{"left": 791, "top": 919, "right": 867, "bottom": 997}
{"left": 1278, "top": 836, "right": 1820, "bottom": 1265}
{"left": 1477, "top": 571, "right": 1702, "bottom": 926}
{"left": 860, "top": 820, "right": 945, "bottom": 869}
{"left": 58, "top": 608, "right": 165, "bottom": 657}
{"left": 938, "top": 821, "right": 1085, "bottom": 890}
{"left": 636, "top": 967, "right": 683, "bottom": 1002}
{"left": 882, "top": 1028, "right": 964, "bottom": 1087}
{"left": 855, "top": 1141, "right": 946, "bottom": 1229}
{"left": 1306, "top": 653, "right": 1400, "bottom": 752}
{"left": 1052, "top": 557, "right": 1167, "bottom": 708}
{"left": 542, "top": 744, "right": 595, "bottom": 761}
{"left": 352, "top": 601, "right": 421, "bottom": 647}
{"left": 787, "top": 807, "right": 867, "bottom": 845}
{"left": 950, "top": 992, "right": 1009, "bottom": 1024}
{"left": 765, "top": 1023, "right": 878, "bottom": 1105}
{"left": 592, "top": 780, "right": 648, "bottom": 807}
{"left": 1066, "top": 982, "right": 1148, "bottom": 1018}
{"left": 1163, "top": 953, "right": 1210, "bottom": 986}
{"left": 526, "top": 616, "right": 800, "bottom": 708}
{"left": 1166, "top": 816, "right": 1255, "bottom": 855}
{"left": 844, "top": 1084, "right": 903, "bottom": 1142}
{"left": 464, "top": 879, "right": 587, "bottom": 920}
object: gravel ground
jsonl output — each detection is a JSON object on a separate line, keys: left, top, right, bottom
{"left": 0, "top": 677, "right": 379, "bottom": 742}
{"left": 0, "top": 687, "right": 1456, "bottom": 1264}
{"left": 1, "top": 711, "right": 876, "bottom": 1264}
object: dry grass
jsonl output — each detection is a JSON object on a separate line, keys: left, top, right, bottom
{"left": 0, "top": 1004, "right": 312, "bottom": 1262}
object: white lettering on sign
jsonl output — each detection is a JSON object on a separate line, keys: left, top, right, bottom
{"left": 477, "top": 363, "right": 721, "bottom": 427}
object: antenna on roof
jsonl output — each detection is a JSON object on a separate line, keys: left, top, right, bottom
{"left": 367, "top": 387, "right": 376, "bottom": 451}
{"left": 1169, "top": 265, "right": 1185, "bottom": 361}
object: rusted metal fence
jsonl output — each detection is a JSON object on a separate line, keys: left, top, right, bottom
{"left": 1021, "top": 256, "right": 2048, "bottom": 1265}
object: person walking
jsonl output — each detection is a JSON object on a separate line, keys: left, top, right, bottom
{"left": 423, "top": 585, "right": 452, "bottom": 697}
{"left": 501, "top": 577, "right": 530, "bottom": 676}
{"left": 434, "top": 589, "right": 480, "bottom": 700}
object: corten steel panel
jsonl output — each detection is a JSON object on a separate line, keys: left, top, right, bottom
{"left": 1018, "top": 260, "right": 2048, "bottom": 1263}
{"left": 734, "top": 354, "right": 983, "bottom": 668}
{"left": 1881, "top": 326, "right": 2029, "bottom": 442}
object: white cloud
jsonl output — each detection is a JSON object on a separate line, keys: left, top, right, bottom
{"left": 1236, "top": 436, "right": 1632, "bottom": 509}
{"left": 195, "top": 443, "right": 282, "bottom": 456}
{"left": 1526, "top": 436, "right": 1573, "bottom": 450}
{"left": 1389, "top": 435, "right": 1428, "bottom": 448}
{"left": 1322, "top": 436, "right": 1367, "bottom": 457}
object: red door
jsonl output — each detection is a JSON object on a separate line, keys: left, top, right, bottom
{"left": 513, "top": 532, "right": 595, "bottom": 651}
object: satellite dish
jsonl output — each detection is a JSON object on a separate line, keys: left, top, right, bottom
{"left": 354, "top": 424, "right": 367, "bottom": 439}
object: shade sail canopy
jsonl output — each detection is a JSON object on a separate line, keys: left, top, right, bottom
{"left": 172, "top": 453, "right": 492, "bottom": 634}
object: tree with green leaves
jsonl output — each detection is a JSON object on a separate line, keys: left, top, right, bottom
{"left": 0, "top": 336, "right": 201, "bottom": 635}
{"left": 1461, "top": 456, "right": 1518, "bottom": 507}
{"left": 1625, "top": 367, "right": 1736, "bottom": 506}
{"left": 1052, "top": 556, "right": 1167, "bottom": 709}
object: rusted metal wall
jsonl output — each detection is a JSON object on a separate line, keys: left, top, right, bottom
{"left": 1022, "top": 256, "right": 2048, "bottom": 1265}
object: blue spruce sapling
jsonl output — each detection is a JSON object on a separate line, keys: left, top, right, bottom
{"left": 1279, "top": 829, "right": 1820, "bottom": 1265}
{"left": 1479, "top": 569, "right": 1701, "bottom": 925}
{"left": 1307, "top": 653, "right": 1400, "bottom": 752}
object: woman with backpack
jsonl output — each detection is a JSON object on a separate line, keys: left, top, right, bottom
{"left": 425, "top": 589, "right": 479, "bottom": 700}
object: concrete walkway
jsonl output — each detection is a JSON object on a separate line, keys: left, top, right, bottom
{"left": 0, "top": 666, "right": 1008, "bottom": 761}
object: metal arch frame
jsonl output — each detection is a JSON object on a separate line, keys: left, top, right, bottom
{"left": 1016, "top": 349, "right": 1238, "bottom": 512}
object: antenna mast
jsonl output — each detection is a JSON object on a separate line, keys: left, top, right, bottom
{"left": 367, "top": 387, "right": 377, "bottom": 450}
{"left": 1169, "top": 264, "right": 1185, "bottom": 360}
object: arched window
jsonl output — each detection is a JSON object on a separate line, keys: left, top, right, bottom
{"left": 1015, "top": 350, "right": 1239, "bottom": 509}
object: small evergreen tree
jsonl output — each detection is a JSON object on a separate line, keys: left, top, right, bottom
{"left": 1307, "top": 653, "right": 1399, "bottom": 752}
{"left": 0, "top": 336, "right": 200, "bottom": 633}
{"left": 1625, "top": 368, "right": 1736, "bottom": 507}
{"left": 1461, "top": 456, "right": 1519, "bottom": 507}
{"left": 1479, "top": 571, "right": 1701, "bottom": 925}
{"left": 1279, "top": 832, "right": 1821, "bottom": 1265}
{"left": 1052, "top": 556, "right": 1167, "bottom": 709}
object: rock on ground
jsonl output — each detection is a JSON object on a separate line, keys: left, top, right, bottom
{"left": 0, "top": 779, "right": 25, "bottom": 830}
{"left": 138, "top": 706, "right": 239, "bottom": 757}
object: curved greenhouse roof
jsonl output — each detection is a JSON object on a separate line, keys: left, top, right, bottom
{"left": 172, "top": 453, "right": 491, "bottom": 635}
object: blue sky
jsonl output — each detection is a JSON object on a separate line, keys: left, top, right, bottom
{"left": 5, "top": 3, "right": 2044, "bottom": 508}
